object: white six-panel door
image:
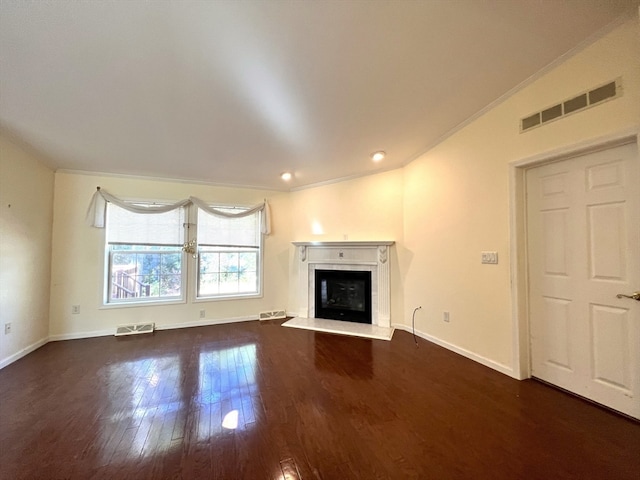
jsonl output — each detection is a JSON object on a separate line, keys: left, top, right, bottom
{"left": 526, "top": 142, "right": 639, "bottom": 419}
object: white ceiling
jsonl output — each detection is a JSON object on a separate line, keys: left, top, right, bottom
{"left": 1, "top": 1, "right": 637, "bottom": 191}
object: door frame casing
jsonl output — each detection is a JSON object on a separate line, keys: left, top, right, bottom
{"left": 508, "top": 127, "right": 639, "bottom": 380}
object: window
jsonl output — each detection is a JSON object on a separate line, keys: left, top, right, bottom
{"left": 105, "top": 204, "right": 186, "bottom": 304}
{"left": 196, "top": 207, "right": 261, "bottom": 298}
{"left": 103, "top": 200, "right": 262, "bottom": 305}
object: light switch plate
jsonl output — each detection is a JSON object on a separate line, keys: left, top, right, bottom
{"left": 481, "top": 251, "right": 498, "bottom": 264}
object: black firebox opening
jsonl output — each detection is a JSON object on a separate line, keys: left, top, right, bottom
{"left": 314, "top": 269, "right": 372, "bottom": 324}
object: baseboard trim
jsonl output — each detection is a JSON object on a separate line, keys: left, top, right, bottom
{"left": 0, "top": 337, "right": 49, "bottom": 370}
{"left": 155, "top": 315, "right": 258, "bottom": 331}
{"left": 47, "top": 316, "right": 260, "bottom": 341}
{"left": 49, "top": 329, "right": 114, "bottom": 342}
{"left": 393, "top": 324, "right": 516, "bottom": 378}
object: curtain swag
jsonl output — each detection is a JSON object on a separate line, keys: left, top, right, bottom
{"left": 86, "top": 187, "right": 272, "bottom": 235}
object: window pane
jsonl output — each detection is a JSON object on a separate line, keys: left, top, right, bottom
{"left": 199, "top": 273, "right": 219, "bottom": 295}
{"left": 161, "top": 253, "right": 181, "bottom": 274}
{"left": 239, "top": 252, "right": 257, "bottom": 272}
{"left": 219, "top": 252, "right": 238, "bottom": 272}
{"left": 238, "top": 271, "right": 257, "bottom": 293}
{"left": 219, "top": 272, "right": 239, "bottom": 293}
{"left": 160, "top": 274, "right": 182, "bottom": 297}
{"left": 199, "top": 252, "right": 218, "bottom": 275}
{"left": 109, "top": 248, "right": 182, "bottom": 301}
{"left": 155, "top": 252, "right": 181, "bottom": 297}
{"left": 112, "top": 252, "right": 135, "bottom": 268}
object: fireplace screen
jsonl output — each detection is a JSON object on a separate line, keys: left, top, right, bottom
{"left": 314, "top": 269, "right": 372, "bottom": 324}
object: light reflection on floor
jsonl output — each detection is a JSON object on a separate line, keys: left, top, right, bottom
{"left": 101, "top": 343, "right": 258, "bottom": 463}
{"left": 196, "top": 343, "right": 258, "bottom": 440}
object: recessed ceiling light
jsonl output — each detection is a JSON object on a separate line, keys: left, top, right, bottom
{"left": 371, "top": 151, "right": 386, "bottom": 162}
{"left": 281, "top": 172, "right": 293, "bottom": 181}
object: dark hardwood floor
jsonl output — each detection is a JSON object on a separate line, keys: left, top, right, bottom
{"left": 1, "top": 319, "right": 638, "bottom": 480}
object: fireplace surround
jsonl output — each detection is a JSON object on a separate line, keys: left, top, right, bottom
{"left": 292, "top": 241, "right": 394, "bottom": 329}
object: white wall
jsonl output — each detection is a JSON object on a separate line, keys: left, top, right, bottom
{"left": 0, "top": 134, "right": 54, "bottom": 367}
{"left": 403, "top": 15, "right": 639, "bottom": 373}
{"left": 49, "top": 172, "right": 291, "bottom": 338}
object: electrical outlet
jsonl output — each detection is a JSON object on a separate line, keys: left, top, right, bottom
{"left": 481, "top": 251, "right": 498, "bottom": 264}
{"left": 443, "top": 311, "right": 450, "bottom": 323}
{"left": 4, "top": 323, "right": 11, "bottom": 334}
{"left": 199, "top": 309, "right": 206, "bottom": 319}
{"left": 71, "top": 305, "right": 80, "bottom": 315}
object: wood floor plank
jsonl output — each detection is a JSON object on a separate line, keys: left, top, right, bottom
{"left": 0, "top": 319, "right": 638, "bottom": 479}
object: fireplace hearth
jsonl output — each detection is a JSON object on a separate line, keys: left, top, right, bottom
{"left": 315, "top": 269, "right": 372, "bottom": 324}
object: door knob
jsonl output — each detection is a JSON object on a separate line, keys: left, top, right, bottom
{"left": 616, "top": 291, "right": 640, "bottom": 301}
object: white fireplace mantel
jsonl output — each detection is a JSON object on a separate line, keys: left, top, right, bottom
{"left": 292, "top": 241, "right": 394, "bottom": 328}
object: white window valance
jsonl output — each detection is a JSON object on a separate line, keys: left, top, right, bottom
{"left": 85, "top": 187, "right": 272, "bottom": 235}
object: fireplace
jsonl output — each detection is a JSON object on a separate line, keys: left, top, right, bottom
{"left": 292, "top": 241, "right": 394, "bottom": 329}
{"left": 314, "top": 269, "right": 372, "bottom": 324}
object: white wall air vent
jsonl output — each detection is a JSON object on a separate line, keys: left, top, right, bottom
{"left": 259, "top": 310, "right": 287, "bottom": 321}
{"left": 115, "top": 322, "right": 155, "bottom": 336}
{"left": 520, "top": 78, "right": 622, "bottom": 133}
